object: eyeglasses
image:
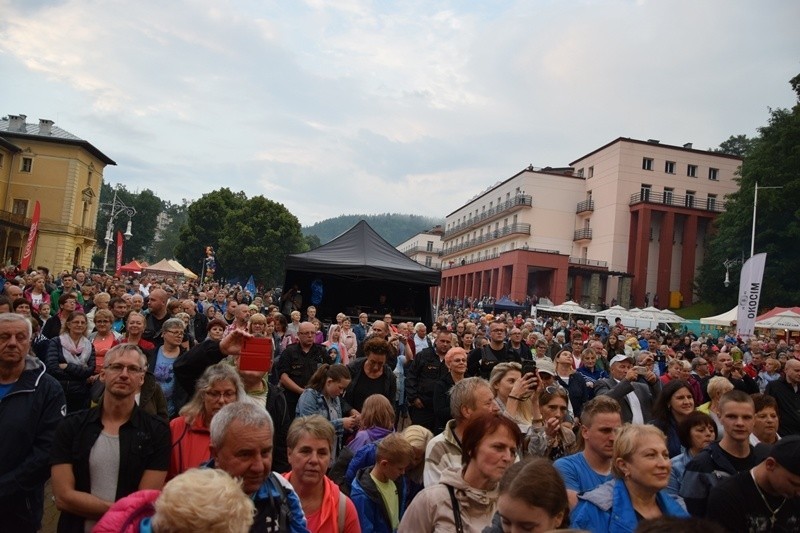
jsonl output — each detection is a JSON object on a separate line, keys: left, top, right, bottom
{"left": 205, "top": 390, "right": 237, "bottom": 400}
{"left": 165, "top": 330, "right": 184, "bottom": 335}
{"left": 94, "top": 319, "right": 110, "bottom": 324}
{"left": 106, "top": 363, "right": 144, "bottom": 375}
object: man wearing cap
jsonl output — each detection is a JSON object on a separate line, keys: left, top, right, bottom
{"left": 594, "top": 353, "right": 661, "bottom": 424}
{"left": 765, "top": 358, "right": 800, "bottom": 437}
{"left": 707, "top": 435, "right": 800, "bottom": 530}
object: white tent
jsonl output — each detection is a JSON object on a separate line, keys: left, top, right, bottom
{"left": 755, "top": 310, "right": 800, "bottom": 332}
{"left": 535, "top": 300, "right": 596, "bottom": 318}
{"left": 700, "top": 307, "right": 737, "bottom": 327}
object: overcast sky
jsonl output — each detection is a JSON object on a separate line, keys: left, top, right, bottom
{"left": 2, "top": 0, "right": 798, "bottom": 226}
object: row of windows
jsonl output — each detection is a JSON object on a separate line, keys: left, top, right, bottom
{"left": 641, "top": 157, "right": 717, "bottom": 180}
{"left": 640, "top": 185, "right": 718, "bottom": 210}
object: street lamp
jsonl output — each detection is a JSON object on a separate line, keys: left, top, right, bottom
{"left": 723, "top": 258, "right": 742, "bottom": 287}
{"left": 101, "top": 189, "right": 136, "bottom": 273}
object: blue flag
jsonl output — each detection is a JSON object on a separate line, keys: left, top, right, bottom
{"left": 245, "top": 275, "right": 256, "bottom": 296}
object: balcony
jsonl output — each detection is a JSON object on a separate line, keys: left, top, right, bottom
{"left": 78, "top": 227, "right": 96, "bottom": 239}
{"left": 569, "top": 257, "right": 608, "bottom": 268}
{"left": 444, "top": 194, "right": 533, "bottom": 239}
{"left": 0, "top": 210, "right": 32, "bottom": 231}
{"left": 402, "top": 246, "right": 442, "bottom": 257}
{"left": 629, "top": 191, "right": 723, "bottom": 212}
{"left": 576, "top": 199, "right": 594, "bottom": 214}
{"left": 442, "top": 223, "right": 532, "bottom": 257}
{"left": 573, "top": 228, "right": 593, "bottom": 241}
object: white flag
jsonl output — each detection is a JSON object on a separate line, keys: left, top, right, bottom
{"left": 736, "top": 253, "right": 767, "bottom": 340}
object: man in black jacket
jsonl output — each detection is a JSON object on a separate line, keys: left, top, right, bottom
{"left": 275, "top": 322, "right": 331, "bottom": 417}
{"left": 468, "top": 320, "right": 517, "bottom": 378}
{"left": 766, "top": 358, "right": 800, "bottom": 437}
{"left": 50, "top": 344, "right": 170, "bottom": 532}
{"left": 0, "top": 313, "right": 66, "bottom": 533}
{"left": 405, "top": 330, "right": 451, "bottom": 427}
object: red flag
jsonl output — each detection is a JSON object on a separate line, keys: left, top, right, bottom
{"left": 115, "top": 231, "right": 123, "bottom": 277}
{"left": 20, "top": 201, "right": 41, "bottom": 271}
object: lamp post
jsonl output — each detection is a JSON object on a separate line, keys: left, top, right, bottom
{"left": 723, "top": 258, "right": 742, "bottom": 288}
{"left": 101, "top": 189, "right": 136, "bottom": 273}
{"left": 750, "top": 181, "right": 782, "bottom": 258}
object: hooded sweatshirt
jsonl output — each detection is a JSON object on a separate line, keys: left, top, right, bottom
{"left": 347, "top": 426, "right": 393, "bottom": 453}
{"left": 398, "top": 466, "right": 498, "bottom": 533}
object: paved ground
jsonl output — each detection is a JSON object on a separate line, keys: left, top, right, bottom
{"left": 42, "top": 481, "right": 58, "bottom": 533}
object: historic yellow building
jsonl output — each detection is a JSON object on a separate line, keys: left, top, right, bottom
{"left": 0, "top": 114, "right": 115, "bottom": 273}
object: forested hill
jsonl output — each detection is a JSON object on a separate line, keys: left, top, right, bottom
{"left": 303, "top": 214, "right": 443, "bottom": 246}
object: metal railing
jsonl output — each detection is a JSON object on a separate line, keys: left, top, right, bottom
{"left": 629, "top": 191, "right": 723, "bottom": 212}
{"left": 576, "top": 199, "right": 595, "bottom": 214}
{"left": 569, "top": 257, "right": 608, "bottom": 268}
{"left": 0, "top": 210, "right": 32, "bottom": 230}
{"left": 442, "top": 223, "right": 532, "bottom": 256}
{"left": 444, "top": 194, "right": 533, "bottom": 238}
{"left": 402, "top": 246, "right": 442, "bottom": 257}
{"left": 573, "top": 228, "right": 593, "bottom": 241}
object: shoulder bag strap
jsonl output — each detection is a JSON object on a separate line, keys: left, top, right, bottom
{"left": 337, "top": 491, "right": 346, "bottom": 533}
{"left": 444, "top": 484, "right": 464, "bottom": 533}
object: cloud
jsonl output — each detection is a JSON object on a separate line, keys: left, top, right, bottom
{"left": 1, "top": 0, "right": 798, "bottom": 225}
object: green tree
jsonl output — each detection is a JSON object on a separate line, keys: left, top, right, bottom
{"left": 696, "top": 73, "right": 800, "bottom": 310}
{"left": 710, "top": 134, "right": 757, "bottom": 158}
{"left": 217, "top": 196, "right": 307, "bottom": 286}
{"left": 174, "top": 188, "right": 247, "bottom": 279}
{"left": 95, "top": 183, "right": 161, "bottom": 268}
{"left": 304, "top": 234, "right": 322, "bottom": 250}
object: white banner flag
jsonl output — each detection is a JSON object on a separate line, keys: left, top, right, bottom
{"left": 736, "top": 253, "right": 767, "bottom": 340}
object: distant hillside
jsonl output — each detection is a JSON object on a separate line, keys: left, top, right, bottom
{"left": 303, "top": 214, "right": 443, "bottom": 246}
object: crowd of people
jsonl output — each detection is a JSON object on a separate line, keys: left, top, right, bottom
{"left": 2, "top": 265, "right": 800, "bottom": 532}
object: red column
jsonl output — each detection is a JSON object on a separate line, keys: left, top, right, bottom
{"left": 657, "top": 211, "right": 675, "bottom": 308}
{"left": 631, "top": 207, "right": 652, "bottom": 307}
{"left": 573, "top": 275, "right": 584, "bottom": 302}
{"left": 680, "top": 215, "right": 698, "bottom": 307}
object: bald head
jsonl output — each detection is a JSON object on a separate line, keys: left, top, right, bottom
{"left": 147, "top": 289, "right": 169, "bottom": 319}
{"left": 371, "top": 320, "right": 388, "bottom": 338}
{"left": 785, "top": 358, "right": 800, "bottom": 385}
{"left": 298, "top": 321, "right": 316, "bottom": 348}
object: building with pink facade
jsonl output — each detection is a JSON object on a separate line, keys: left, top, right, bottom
{"left": 437, "top": 137, "right": 742, "bottom": 309}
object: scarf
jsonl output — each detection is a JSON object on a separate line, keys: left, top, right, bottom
{"left": 59, "top": 333, "right": 92, "bottom": 366}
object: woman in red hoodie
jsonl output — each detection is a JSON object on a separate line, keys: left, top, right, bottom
{"left": 167, "top": 364, "right": 246, "bottom": 479}
{"left": 285, "top": 415, "right": 362, "bottom": 533}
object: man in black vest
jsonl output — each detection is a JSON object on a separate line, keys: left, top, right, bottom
{"left": 468, "top": 320, "right": 519, "bottom": 379}
{"left": 275, "top": 322, "right": 331, "bottom": 417}
{"left": 405, "top": 330, "right": 452, "bottom": 427}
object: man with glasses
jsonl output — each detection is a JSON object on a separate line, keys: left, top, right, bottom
{"left": 50, "top": 343, "right": 170, "bottom": 531}
{"left": 467, "top": 319, "right": 517, "bottom": 379}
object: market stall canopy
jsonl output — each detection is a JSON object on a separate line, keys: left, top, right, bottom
{"left": 641, "top": 306, "right": 687, "bottom": 324}
{"left": 486, "top": 297, "right": 526, "bottom": 313}
{"left": 756, "top": 307, "right": 800, "bottom": 322}
{"left": 144, "top": 258, "right": 184, "bottom": 277}
{"left": 536, "top": 300, "right": 595, "bottom": 317}
{"left": 168, "top": 260, "right": 198, "bottom": 279}
{"left": 700, "top": 307, "right": 738, "bottom": 326}
{"left": 755, "top": 310, "right": 800, "bottom": 332}
{"left": 119, "top": 259, "right": 145, "bottom": 274}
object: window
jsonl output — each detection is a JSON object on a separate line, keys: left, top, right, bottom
{"left": 708, "top": 168, "right": 719, "bottom": 181}
{"left": 707, "top": 194, "right": 717, "bottom": 211}
{"left": 12, "top": 199, "right": 28, "bottom": 216}
{"left": 425, "top": 256, "right": 432, "bottom": 267}
{"left": 426, "top": 241, "right": 433, "bottom": 252}
{"left": 664, "top": 187, "right": 674, "bottom": 205}
{"left": 687, "top": 164, "right": 697, "bottom": 177}
{"left": 641, "top": 184, "right": 652, "bottom": 202}
{"left": 665, "top": 161, "right": 675, "bottom": 174}
{"left": 577, "top": 168, "right": 584, "bottom": 177}
{"left": 588, "top": 166, "right": 594, "bottom": 178}
{"left": 21, "top": 157, "right": 32, "bottom": 172}
{"left": 685, "top": 191, "right": 695, "bottom": 209}
{"left": 642, "top": 158, "right": 653, "bottom": 171}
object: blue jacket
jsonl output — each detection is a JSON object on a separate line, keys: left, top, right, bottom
{"left": 350, "top": 466, "right": 406, "bottom": 533}
{"left": 572, "top": 479, "right": 688, "bottom": 533}
{"left": 204, "top": 460, "right": 309, "bottom": 533}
